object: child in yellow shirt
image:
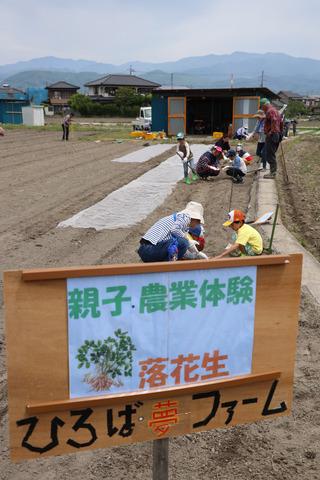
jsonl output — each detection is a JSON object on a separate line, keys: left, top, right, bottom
{"left": 214, "top": 210, "right": 263, "bottom": 258}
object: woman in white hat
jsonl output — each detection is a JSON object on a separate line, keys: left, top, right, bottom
{"left": 138, "top": 201, "right": 204, "bottom": 262}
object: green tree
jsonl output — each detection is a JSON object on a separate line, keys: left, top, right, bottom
{"left": 114, "top": 87, "right": 147, "bottom": 116}
{"left": 69, "top": 93, "right": 95, "bottom": 115}
{"left": 286, "top": 100, "right": 308, "bottom": 118}
{"left": 76, "top": 329, "right": 136, "bottom": 391}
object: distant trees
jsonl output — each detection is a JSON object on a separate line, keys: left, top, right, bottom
{"left": 69, "top": 88, "right": 152, "bottom": 117}
{"left": 286, "top": 100, "right": 308, "bottom": 118}
{"left": 68, "top": 94, "right": 93, "bottom": 116}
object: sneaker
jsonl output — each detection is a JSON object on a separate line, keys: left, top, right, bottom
{"left": 184, "top": 177, "right": 191, "bottom": 185}
{"left": 192, "top": 173, "right": 198, "bottom": 181}
{"left": 263, "top": 173, "right": 276, "bottom": 179}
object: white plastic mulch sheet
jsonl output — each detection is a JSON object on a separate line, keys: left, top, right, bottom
{"left": 58, "top": 144, "right": 207, "bottom": 231}
{"left": 112, "top": 144, "right": 173, "bottom": 163}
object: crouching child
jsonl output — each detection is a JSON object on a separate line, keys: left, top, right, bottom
{"left": 183, "top": 225, "right": 208, "bottom": 260}
{"left": 223, "top": 149, "right": 247, "bottom": 184}
{"left": 214, "top": 210, "right": 263, "bottom": 259}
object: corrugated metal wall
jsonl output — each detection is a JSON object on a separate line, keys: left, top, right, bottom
{"left": 151, "top": 96, "right": 168, "bottom": 132}
{"left": 0, "top": 101, "right": 28, "bottom": 124}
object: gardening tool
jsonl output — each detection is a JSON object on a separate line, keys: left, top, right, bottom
{"left": 280, "top": 143, "right": 289, "bottom": 184}
{"left": 267, "top": 203, "right": 280, "bottom": 254}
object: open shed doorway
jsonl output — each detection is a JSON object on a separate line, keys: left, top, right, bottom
{"left": 187, "top": 97, "right": 233, "bottom": 135}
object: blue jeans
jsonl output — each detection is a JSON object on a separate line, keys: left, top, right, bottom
{"left": 183, "top": 158, "right": 196, "bottom": 178}
{"left": 138, "top": 237, "right": 189, "bottom": 262}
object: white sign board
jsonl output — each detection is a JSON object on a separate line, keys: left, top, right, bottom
{"left": 67, "top": 266, "right": 257, "bottom": 398}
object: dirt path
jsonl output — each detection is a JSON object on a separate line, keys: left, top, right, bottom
{"left": 0, "top": 130, "right": 319, "bottom": 479}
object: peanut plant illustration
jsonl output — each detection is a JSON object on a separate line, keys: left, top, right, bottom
{"left": 76, "top": 329, "right": 136, "bottom": 392}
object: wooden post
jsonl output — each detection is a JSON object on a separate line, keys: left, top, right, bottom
{"left": 268, "top": 203, "right": 280, "bottom": 253}
{"left": 153, "top": 438, "right": 169, "bottom": 480}
{"left": 280, "top": 143, "right": 289, "bottom": 184}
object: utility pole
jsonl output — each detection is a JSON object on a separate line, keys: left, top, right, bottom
{"left": 230, "top": 73, "right": 234, "bottom": 89}
{"left": 170, "top": 73, "right": 173, "bottom": 89}
{"left": 260, "top": 70, "right": 264, "bottom": 87}
{"left": 129, "top": 65, "right": 135, "bottom": 75}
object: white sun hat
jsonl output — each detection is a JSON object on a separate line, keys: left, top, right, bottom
{"left": 179, "top": 201, "right": 204, "bottom": 224}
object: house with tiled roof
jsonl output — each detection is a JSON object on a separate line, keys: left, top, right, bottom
{"left": 45, "top": 81, "right": 80, "bottom": 113}
{"left": 84, "top": 74, "right": 160, "bottom": 102}
{"left": 278, "top": 90, "right": 303, "bottom": 104}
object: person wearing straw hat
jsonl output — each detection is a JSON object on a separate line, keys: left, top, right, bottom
{"left": 138, "top": 201, "right": 205, "bottom": 262}
{"left": 214, "top": 210, "right": 263, "bottom": 259}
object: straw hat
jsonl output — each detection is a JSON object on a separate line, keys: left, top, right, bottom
{"left": 179, "top": 201, "right": 204, "bottom": 224}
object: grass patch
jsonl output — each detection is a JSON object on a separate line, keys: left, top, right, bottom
{"left": 78, "top": 125, "right": 133, "bottom": 141}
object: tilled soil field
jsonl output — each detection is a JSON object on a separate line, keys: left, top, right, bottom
{"left": 277, "top": 136, "right": 320, "bottom": 262}
{"left": 0, "top": 129, "right": 319, "bottom": 479}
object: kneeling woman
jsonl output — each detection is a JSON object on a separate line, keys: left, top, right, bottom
{"left": 196, "top": 146, "right": 222, "bottom": 179}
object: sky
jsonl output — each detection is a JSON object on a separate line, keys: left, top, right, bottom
{"left": 1, "top": 0, "right": 320, "bottom": 65}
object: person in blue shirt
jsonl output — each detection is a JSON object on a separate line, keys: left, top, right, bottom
{"left": 223, "top": 149, "right": 247, "bottom": 184}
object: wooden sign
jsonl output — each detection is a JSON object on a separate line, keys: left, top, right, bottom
{"left": 4, "top": 254, "right": 302, "bottom": 461}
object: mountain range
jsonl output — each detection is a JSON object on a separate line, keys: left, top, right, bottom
{"left": 1, "top": 52, "right": 320, "bottom": 94}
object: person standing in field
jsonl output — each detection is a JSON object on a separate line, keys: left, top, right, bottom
{"left": 260, "top": 98, "right": 283, "bottom": 179}
{"left": 61, "top": 112, "right": 74, "bottom": 141}
{"left": 247, "top": 110, "right": 266, "bottom": 169}
{"left": 292, "top": 119, "right": 298, "bottom": 136}
{"left": 176, "top": 132, "right": 198, "bottom": 184}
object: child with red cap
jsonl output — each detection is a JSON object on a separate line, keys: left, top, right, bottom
{"left": 214, "top": 210, "right": 263, "bottom": 259}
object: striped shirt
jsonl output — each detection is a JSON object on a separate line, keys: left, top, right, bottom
{"left": 142, "top": 213, "right": 191, "bottom": 245}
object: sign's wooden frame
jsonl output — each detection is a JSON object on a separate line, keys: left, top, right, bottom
{"left": 4, "top": 254, "right": 302, "bottom": 460}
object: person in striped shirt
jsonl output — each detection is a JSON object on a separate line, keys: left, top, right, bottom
{"left": 138, "top": 201, "right": 204, "bottom": 262}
